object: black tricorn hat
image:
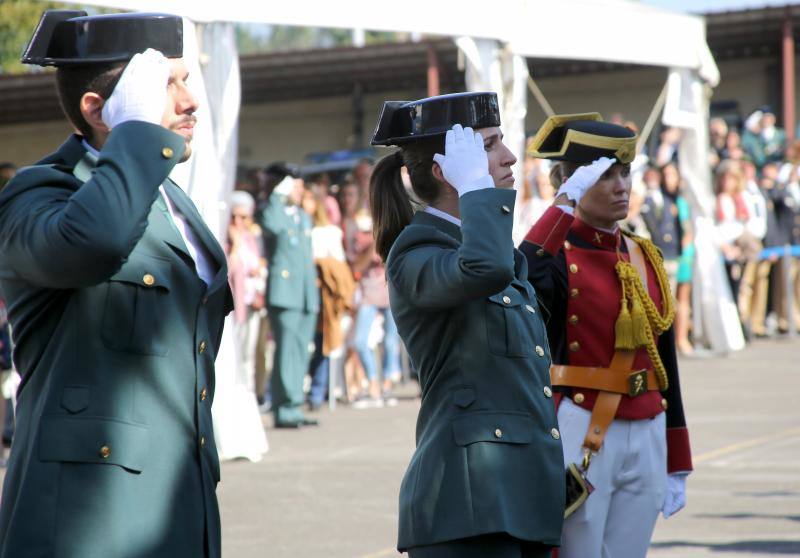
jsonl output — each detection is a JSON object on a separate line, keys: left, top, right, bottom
{"left": 21, "top": 10, "right": 183, "bottom": 67}
{"left": 527, "top": 113, "right": 638, "bottom": 164}
{"left": 371, "top": 92, "right": 500, "bottom": 147}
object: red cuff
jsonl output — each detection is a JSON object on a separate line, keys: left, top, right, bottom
{"left": 523, "top": 206, "right": 574, "bottom": 255}
{"left": 666, "top": 427, "right": 693, "bottom": 473}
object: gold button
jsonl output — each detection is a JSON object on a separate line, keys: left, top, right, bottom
{"left": 502, "top": 296, "right": 511, "bottom": 305}
{"left": 543, "top": 386, "right": 553, "bottom": 398}
{"left": 142, "top": 273, "right": 155, "bottom": 286}
{"left": 99, "top": 445, "right": 111, "bottom": 459}
{"left": 281, "top": 269, "right": 290, "bottom": 279}
{"left": 201, "top": 297, "right": 208, "bottom": 305}
{"left": 550, "top": 428, "right": 560, "bottom": 440}
{"left": 535, "top": 345, "right": 545, "bottom": 357}
{"left": 574, "top": 392, "right": 585, "bottom": 404}
{"left": 569, "top": 314, "right": 579, "bottom": 326}
{"left": 501, "top": 205, "right": 511, "bottom": 214}
{"left": 594, "top": 426, "right": 602, "bottom": 435}
{"left": 564, "top": 241, "right": 572, "bottom": 250}
{"left": 525, "top": 304, "right": 536, "bottom": 314}
{"left": 200, "top": 387, "right": 208, "bottom": 401}
{"left": 569, "top": 263, "right": 579, "bottom": 274}
{"left": 569, "top": 341, "right": 580, "bottom": 352}
{"left": 570, "top": 288, "right": 579, "bottom": 298}
{"left": 200, "top": 436, "right": 206, "bottom": 448}
{"left": 661, "top": 398, "right": 668, "bottom": 410}
{"left": 198, "top": 341, "right": 207, "bottom": 354}
{"left": 663, "top": 233, "right": 673, "bottom": 242}
{"left": 494, "top": 428, "right": 503, "bottom": 439}
{"left": 161, "top": 147, "right": 174, "bottom": 159}
{"left": 536, "top": 248, "right": 545, "bottom": 257}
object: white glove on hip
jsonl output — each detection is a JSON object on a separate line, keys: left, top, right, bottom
{"left": 661, "top": 473, "right": 688, "bottom": 519}
{"left": 557, "top": 156, "right": 616, "bottom": 205}
{"left": 102, "top": 48, "right": 170, "bottom": 130}
{"left": 433, "top": 124, "right": 494, "bottom": 197}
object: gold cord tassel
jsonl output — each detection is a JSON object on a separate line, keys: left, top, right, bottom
{"left": 614, "top": 266, "right": 634, "bottom": 350}
{"left": 613, "top": 235, "right": 677, "bottom": 390}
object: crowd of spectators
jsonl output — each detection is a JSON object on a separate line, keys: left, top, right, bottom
{"left": 229, "top": 159, "right": 403, "bottom": 419}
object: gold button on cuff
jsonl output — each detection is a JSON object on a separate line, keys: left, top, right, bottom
{"left": 570, "top": 288, "right": 580, "bottom": 298}
{"left": 199, "top": 341, "right": 207, "bottom": 354}
{"left": 661, "top": 398, "right": 668, "bottom": 410}
{"left": 494, "top": 428, "right": 503, "bottom": 439}
{"left": 501, "top": 205, "right": 511, "bottom": 214}
{"left": 569, "top": 341, "right": 580, "bottom": 352}
{"left": 200, "top": 388, "right": 208, "bottom": 401}
{"left": 99, "top": 445, "right": 111, "bottom": 459}
{"left": 200, "top": 436, "right": 206, "bottom": 448}
{"left": 543, "top": 386, "right": 553, "bottom": 398}
{"left": 281, "top": 269, "right": 290, "bottom": 279}
{"left": 550, "top": 428, "right": 561, "bottom": 440}
{"left": 564, "top": 241, "right": 572, "bottom": 250}
{"left": 525, "top": 304, "right": 536, "bottom": 314}
{"left": 502, "top": 296, "right": 511, "bottom": 305}
{"left": 142, "top": 273, "right": 155, "bottom": 286}
{"left": 535, "top": 345, "right": 545, "bottom": 357}
{"left": 569, "top": 314, "right": 579, "bottom": 326}
{"left": 574, "top": 392, "right": 585, "bottom": 404}
{"left": 536, "top": 248, "right": 545, "bottom": 257}
{"left": 161, "top": 147, "right": 174, "bottom": 159}
{"left": 569, "top": 263, "right": 579, "bottom": 274}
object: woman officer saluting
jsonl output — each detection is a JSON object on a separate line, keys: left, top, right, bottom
{"left": 370, "top": 92, "right": 564, "bottom": 558}
{"left": 520, "top": 114, "right": 692, "bottom": 558}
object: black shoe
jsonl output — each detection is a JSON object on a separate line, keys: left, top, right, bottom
{"left": 274, "top": 421, "right": 302, "bottom": 429}
{"left": 299, "top": 417, "right": 319, "bottom": 426}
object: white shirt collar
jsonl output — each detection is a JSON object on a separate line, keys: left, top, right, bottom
{"left": 423, "top": 206, "right": 461, "bottom": 228}
{"left": 81, "top": 139, "right": 100, "bottom": 159}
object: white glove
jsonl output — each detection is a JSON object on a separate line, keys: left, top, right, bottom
{"left": 557, "top": 156, "right": 616, "bottom": 205}
{"left": 432, "top": 124, "right": 494, "bottom": 197}
{"left": 101, "top": 48, "right": 170, "bottom": 130}
{"left": 661, "top": 473, "right": 688, "bottom": 518}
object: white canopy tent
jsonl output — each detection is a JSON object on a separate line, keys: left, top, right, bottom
{"left": 52, "top": 2, "right": 740, "bottom": 409}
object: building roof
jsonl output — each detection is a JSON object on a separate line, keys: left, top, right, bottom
{"left": 0, "top": 5, "right": 798, "bottom": 126}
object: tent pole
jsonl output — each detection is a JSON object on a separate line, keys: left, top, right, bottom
{"left": 526, "top": 75, "right": 554, "bottom": 117}
{"left": 782, "top": 7, "right": 796, "bottom": 138}
{"left": 636, "top": 79, "right": 669, "bottom": 155}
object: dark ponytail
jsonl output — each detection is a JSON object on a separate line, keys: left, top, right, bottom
{"left": 370, "top": 136, "right": 445, "bottom": 262}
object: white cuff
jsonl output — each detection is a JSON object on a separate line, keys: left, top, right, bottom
{"left": 557, "top": 204, "right": 575, "bottom": 215}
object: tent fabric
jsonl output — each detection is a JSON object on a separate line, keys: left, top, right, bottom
{"left": 59, "top": 0, "right": 717, "bottom": 76}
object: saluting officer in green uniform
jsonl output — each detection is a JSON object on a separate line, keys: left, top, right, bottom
{"left": 369, "top": 93, "right": 565, "bottom": 557}
{"left": 0, "top": 11, "right": 232, "bottom": 558}
{"left": 260, "top": 168, "right": 320, "bottom": 427}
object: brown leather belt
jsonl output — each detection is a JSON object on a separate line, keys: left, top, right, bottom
{"left": 550, "top": 365, "right": 658, "bottom": 397}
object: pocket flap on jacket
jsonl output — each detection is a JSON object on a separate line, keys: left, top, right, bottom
{"left": 39, "top": 416, "right": 149, "bottom": 473}
{"left": 452, "top": 412, "right": 535, "bottom": 446}
{"left": 487, "top": 290, "right": 523, "bottom": 308}
{"left": 109, "top": 254, "right": 172, "bottom": 291}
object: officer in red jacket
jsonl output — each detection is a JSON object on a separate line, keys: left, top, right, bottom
{"left": 519, "top": 114, "right": 691, "bottom": 558}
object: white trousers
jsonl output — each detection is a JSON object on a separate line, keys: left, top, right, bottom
{"left": 557, "top": 399, "right": 667, "bottom": 558}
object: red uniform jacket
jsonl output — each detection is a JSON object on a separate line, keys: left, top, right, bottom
{"left": 520, "top": 205, "right": 692, "bottom": 474}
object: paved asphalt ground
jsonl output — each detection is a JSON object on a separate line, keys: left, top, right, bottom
{"left": 218, "top": 337, "right": 800, "bottom": 558}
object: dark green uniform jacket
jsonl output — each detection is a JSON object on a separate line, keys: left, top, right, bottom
{"left": 261, "top": 192, "right": 319, "bottom": 313}
{"left": 0, "top": 122, "right": 232, "bottom": 558}
{"left": 387, "top": 188, "right": 565, "bottom": 551}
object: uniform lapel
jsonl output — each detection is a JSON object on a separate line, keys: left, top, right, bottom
{"left": 162, "top": 180, "right": 228, "bottom": 293}
{"left": 150, "top": 193, "right": 194, "bottom": 263}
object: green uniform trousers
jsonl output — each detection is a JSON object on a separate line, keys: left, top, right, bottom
{"left": 269, "top": 306, "right": 317, "bottom": 424}
{"left": 408, "top": 534, "right": 550, "bottom": 558}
